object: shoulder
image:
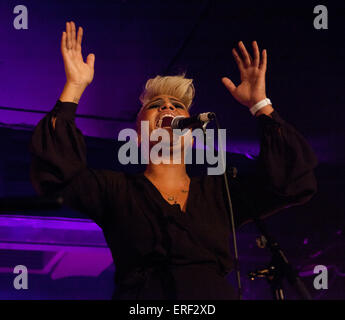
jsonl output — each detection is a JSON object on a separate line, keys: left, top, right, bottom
{"left": 86, "top": 169, "right": 129, "bottom": 190}
{"left": 100, "top": 170, "right": 150, "bottom": 190}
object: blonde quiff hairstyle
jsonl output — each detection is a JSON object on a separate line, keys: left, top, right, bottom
{"left": 139, "top": 74, "right": 195, "bottom": 110}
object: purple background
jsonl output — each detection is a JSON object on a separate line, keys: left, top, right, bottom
{"left": 0, "top": 0, "right": 344, "bottom": 299}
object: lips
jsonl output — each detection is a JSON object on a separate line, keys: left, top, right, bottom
{"left": 156, "top": 114, "right": 175, "bottom": 128}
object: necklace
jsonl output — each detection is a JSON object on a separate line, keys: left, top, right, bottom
{"left": 165, "top": 189, "right": 188, "bottom": 203}
{"left": 144, "top": 173, "right": 190, "bottom": 204}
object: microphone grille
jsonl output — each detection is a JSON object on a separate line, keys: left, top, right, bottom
{"left": 199, "top": 112, "right": 215, "bottom": 122}
{"left": 171, "top": 116, "right": 185, "bottom": 129}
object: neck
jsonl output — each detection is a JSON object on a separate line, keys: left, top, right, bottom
{"left": 144, "top": 163, "right": 189, "bottom": 186}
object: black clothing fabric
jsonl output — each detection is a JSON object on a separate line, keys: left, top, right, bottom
{"left": 29, "top": 100, "right": 317, "bottom": 300}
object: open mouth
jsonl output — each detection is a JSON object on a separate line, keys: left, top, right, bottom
{"left": 156, "top": 115, "right": 174, "bottom": 128}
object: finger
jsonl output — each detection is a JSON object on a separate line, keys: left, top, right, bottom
{"left": 259, "top": 49, "right": 267, "bottom": 71}
{"left": 77, "top": 26, "right": 83, "bottom": 52}
{"left": 60, "top": 31, "right": 67, "bottom": 55}
{"left": 71, "top": 21, "right": 77, "bottom": 50}
{"left": 252, "top": 41, "right": 260, "bottom": 67}
{"left": 238, "top": 41, "right": 252, "bottom": 67}
{"left": 66, "top": 22, "right": 72, "bottom": 50}
{"left": 222, "top": 77, "right": 237, "bottom": 95}
{"left": 86, "top": 53, "right": 95, "bottom": 69}
{"left": 232, "top": 48, "right": 244, "bottom": 70}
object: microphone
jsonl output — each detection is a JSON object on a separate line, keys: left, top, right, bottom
{"left": 171, "top": 112, "right": 216, "bottom": 130}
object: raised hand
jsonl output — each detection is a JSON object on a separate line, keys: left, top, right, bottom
{"left": 61, "top": 21, "right": 95, "bottom": 87}
{"left": 59, "top": 21, "right": 95, "bottom": 103}
{"left": 222, "top": 41, "right": 272, "bottom": 114}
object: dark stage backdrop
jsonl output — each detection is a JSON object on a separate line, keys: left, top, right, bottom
{"left": 0, "top": 0, "right": 344, "bottom": 299}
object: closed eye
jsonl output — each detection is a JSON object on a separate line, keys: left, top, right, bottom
{"left": 147, "top": 104, "right": 159, "bottom": 109}
{"left": 147, "top": 103, "right": 185, "bottom": 110}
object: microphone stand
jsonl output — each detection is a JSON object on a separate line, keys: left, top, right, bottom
{"left": 199, "top": 114, "right": 310, "bottom": 300}
{"left": 249, "top": 218, "right": 312, "bottom": 300}
{"left": 205, "top": 114, "right": 242, "bottom": 300}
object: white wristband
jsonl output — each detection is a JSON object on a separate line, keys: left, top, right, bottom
{"left": 249, "top": 98, "right": 272, "bottom": 116}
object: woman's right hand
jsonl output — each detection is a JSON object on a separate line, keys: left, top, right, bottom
{"left": 59, "top": 21, "right": 95, "bottom": 103}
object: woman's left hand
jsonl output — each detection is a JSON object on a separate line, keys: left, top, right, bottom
{"left": 222, "top": 41, "right": 268, "bottom": 109}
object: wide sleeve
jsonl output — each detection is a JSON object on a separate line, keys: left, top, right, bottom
{"left": 232, "top": 111, "right": 318, "bottom": 228}
{"left": 29, "top": 100, "right": 121, "bottom": 227}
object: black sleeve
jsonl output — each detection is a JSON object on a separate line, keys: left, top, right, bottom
{"left": 232, "top": 111, "right": 318, "bottom": 228}
{"left": 29, "top": 100, "right": 123, "bottom": 227}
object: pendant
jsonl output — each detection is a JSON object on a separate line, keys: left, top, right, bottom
{"left": 168, "top": 196, "right": 175, "bottom": 201}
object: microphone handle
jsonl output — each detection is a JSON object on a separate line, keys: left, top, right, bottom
{"left": 173, "top": 113, "right": 215, "bottom": 130}
{"left": 176, "top": 115, "right": 201, "bottom": 130}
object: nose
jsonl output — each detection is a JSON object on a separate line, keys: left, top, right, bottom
{"left": 159, "top": 103, "right": 176, "bottom": 112}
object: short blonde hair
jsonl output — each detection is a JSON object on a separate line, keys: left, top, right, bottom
{"left": 139, "top": 74, "right": 195, "bottom": 110}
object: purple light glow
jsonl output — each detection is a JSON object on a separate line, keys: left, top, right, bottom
{"left": 0, "top": 215, "right": 113, "bottom": 278}
{"left": 0, "top": 1, "right": 338, "bottom": 164}
{"left": 310, "top": 250, "right": 323, "bottom": 259}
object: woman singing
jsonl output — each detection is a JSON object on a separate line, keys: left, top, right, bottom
{"left": 29, "top": 21, "right": 317, "bottom": 299}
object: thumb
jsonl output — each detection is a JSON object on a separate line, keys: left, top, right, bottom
{"left": 222, "top": 77, "right": 236, "bottom": 95}
{"left": 86, "top": 53, "right": 95, "bottom": 68}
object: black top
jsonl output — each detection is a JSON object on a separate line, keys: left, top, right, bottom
{"left": 29, "top": 100, "right": 317, "bottom": 300}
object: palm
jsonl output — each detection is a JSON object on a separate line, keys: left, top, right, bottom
{"left": 61, "top": 22, "right": 95, "bottom": 87}
{"left": 222, "top": 41, "right": 267, "bottom": 108}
